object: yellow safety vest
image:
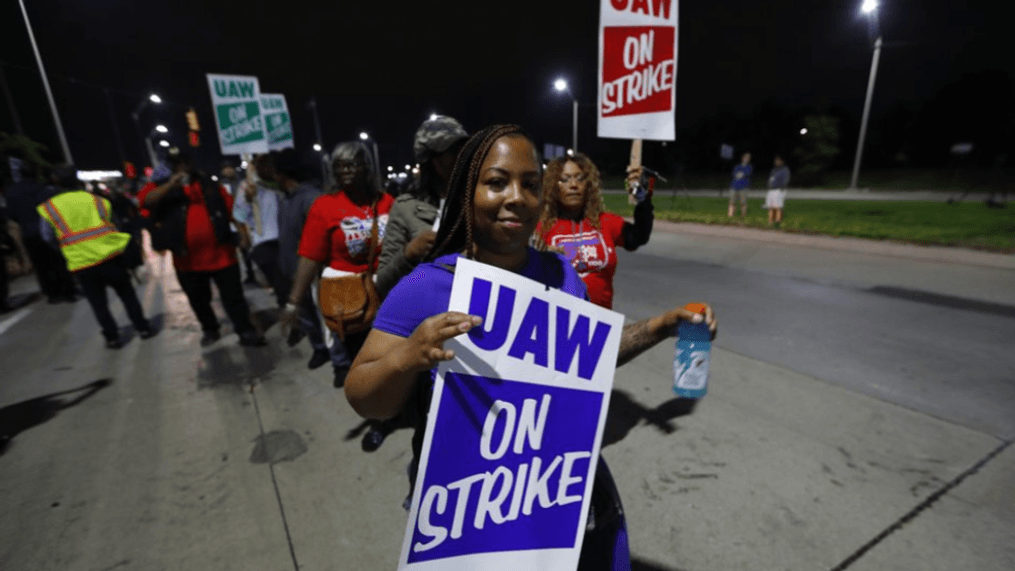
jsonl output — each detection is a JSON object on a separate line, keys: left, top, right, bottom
{"left": 37, "top": 191, "right": 131, "bottom": 272}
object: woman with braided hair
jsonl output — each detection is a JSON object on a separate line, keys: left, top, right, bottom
{"left": 536, "top": 153, "right": 654, "bottom": 309}
{"left": 345, "top": 125, "right": 717, "bottom": 569}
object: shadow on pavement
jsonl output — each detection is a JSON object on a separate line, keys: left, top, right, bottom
{"left": 631, "top": 557, "right": 685, "bottom": 571}
{"left": 603, "top": 390, "right": 698, "bottom": 448}
{"left": 4, "top": 291, "right": 42, "bottom": 311}
{"left": 0, "top": 378, "right": 112, "bottom": 457}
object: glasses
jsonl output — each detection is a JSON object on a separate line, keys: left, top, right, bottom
{"left": 335, "top": 160, "right": 365, "bottom": 172}
{"left": 559, "top": 174, "right": 586, "bottom": 184}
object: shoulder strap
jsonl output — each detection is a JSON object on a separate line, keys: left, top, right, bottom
{"left": 364, "top": 196, "right": 381, "bottom": 276}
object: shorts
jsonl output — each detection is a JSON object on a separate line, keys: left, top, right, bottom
{"left": 728, "top": 188, "right": 747, "bottom": 204}
{"left": 764, "top": 189, "right": 786, "bottom": 209}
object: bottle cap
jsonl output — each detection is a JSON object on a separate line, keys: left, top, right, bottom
{"left": 684, "top": 303, "right": 707, "bottom": 314}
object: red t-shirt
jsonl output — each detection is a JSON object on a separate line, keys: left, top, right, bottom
{"left": 139, "top": 181, "right": 238, "bottom": 272}
{"left": 298, "top": 191, "right": 394, "bottom": 272}
{"left": 536, "top": 212, "right": 626, "bottom": 309}
{"left": 137, "top": 182, "right": 155, "bottom": 218}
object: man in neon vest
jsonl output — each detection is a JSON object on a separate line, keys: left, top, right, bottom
{"left": 37, "top": 165, "right": 156, "bottom": 349}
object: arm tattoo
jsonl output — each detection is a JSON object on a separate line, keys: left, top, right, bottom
{"left": 617, "top": 318, "right": 667, "bottom": 367}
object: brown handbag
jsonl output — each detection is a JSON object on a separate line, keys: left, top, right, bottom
{"left": 318, "top": 200, "right": 381, "bottom": 340}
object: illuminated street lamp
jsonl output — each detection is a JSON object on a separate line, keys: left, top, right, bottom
{"left": 849, "top": 1, "right": 883, "bottom": 189}
{"left": 359, "top": 132, "right": 369, "bottom": 141}
{"left": 553, "top": 78, "right": 579, "bottom": 153}
{"left": 313, "top": 143, "right": 322, "bottom": 152}
{"left": 131, "top": 92, "right": 162, "bottom": 166}
{"left": 800, "top": 128, "right": 808, "bottom": 135}
{"left": 155, "top": 124, "right": 168, "bottom": 133}
{"left": 158, "top": 140, "right": 170, "bottom": 148}
{"left": 429, "top": 113, "right": 438, "bottom": 121}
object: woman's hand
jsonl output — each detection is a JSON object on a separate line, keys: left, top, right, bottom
{"left": 400, "top": 311, "right": 483, "bottom": 372}
{"left": 278, "top": 303, "right": 299, "bottom": 336}
{"left": 404, "top": 230, "right": 437, "bottom": 263}
{"left": 659, "top": 303, "right": 718, "bottom": 339}
{"left": 625, "top": 165, "right": 644, "bottom": 186}
{"left": 345, "top": 312, "right": 483, "bottom": 420}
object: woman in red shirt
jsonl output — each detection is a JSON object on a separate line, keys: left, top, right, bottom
{"left": 281, "top": 141, "right": 394, "bottom": 387}
{"left": 139, "top": 154, "right": 265, "bottom": 347}
{"left": 535, "top": 154, "right": 654, "bottom": 309}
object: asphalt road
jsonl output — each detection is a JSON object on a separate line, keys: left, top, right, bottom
{"left": 614, "top": 231, "right": 1015, "bottom": 441}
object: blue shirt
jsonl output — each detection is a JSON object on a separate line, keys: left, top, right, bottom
{"left": 731, "top": 163, "right": 752, "bottom": 190}
{"left": 232, "top": 184, "right": 281, "bottom": 247}
{"left": 373, "top": 248, "right": 588, "bottom": 339}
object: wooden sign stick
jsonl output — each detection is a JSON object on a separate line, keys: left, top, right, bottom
{"left": 627, "top": 139, "right": 643, "bottom": 205}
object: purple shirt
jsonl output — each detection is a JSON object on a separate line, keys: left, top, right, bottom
{"left": 374, "top": 247, "right": 588, "bottom": 339}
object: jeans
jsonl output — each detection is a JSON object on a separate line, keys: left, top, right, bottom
{"left": 76, "top": 255, "right": 150, "bottom": 341}
{"left": 278, "top": 274, "right": 352, "bottom": 370}
{"left": 175, "top": 263, "right": 255, "bottom": 335}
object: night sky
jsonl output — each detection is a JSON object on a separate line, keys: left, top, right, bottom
{"left": 1, "top": 0, "right": 1010, "bottom": 174}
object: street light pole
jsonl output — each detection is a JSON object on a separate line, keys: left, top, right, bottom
{"left": 849, "top": 1, "right": 882, "bottom": 190}
{"left": 18, "top": 0, "right": 73, "bottom": 164}
{"left": 849, "top": 36, "right": 882, "bottom": 190}
{"left": 554, "top": 78, "right": 579, "bottom": 154}
{"left": 104, "top": 89, "right": 126, "bottom": 164}
{"left": 132, "top": 94, "right": 161, "bottom": 167}
{"left": 308, "top": 96, "right": 328, "bottom": 185}
{"left": 572, "top": 98, "right": 578, "bottom": 154}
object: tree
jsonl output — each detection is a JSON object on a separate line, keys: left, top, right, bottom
{"left": 792, "top": 115, "right": 840, "bottom": 185}
{"left": 0, "top": 132, "right": 52, "bottom": 176}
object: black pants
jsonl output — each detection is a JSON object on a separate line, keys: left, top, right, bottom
{"left": 77, "top": 255, "right": 150, "bottom": 341}
{"left": 23, "top": 235, "right": 75, "bottom": 300}
{"left": 175, "top": 263, "right": 255, "bottom": 335}
{"left": 249, "top": 240, "right": 283, "bottom": 307}
{"left": 240, "top": 246, "right": 256, "bottom": 281}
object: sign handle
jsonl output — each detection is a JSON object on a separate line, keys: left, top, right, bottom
{"left": 627, "top": 139, "right": 643, "bottom": 205}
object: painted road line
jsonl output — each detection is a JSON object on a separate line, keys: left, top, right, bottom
{"left": 0, "top": 307, "right": 33, "bottom": 337}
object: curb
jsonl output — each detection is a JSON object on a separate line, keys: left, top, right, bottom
{"left": 652, "top": 220, "right": 1015, "bottom": 270}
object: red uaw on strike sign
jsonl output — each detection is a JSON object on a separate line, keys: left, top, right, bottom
{"left": 598, "top": 0, "right": 678, "bottom": 140}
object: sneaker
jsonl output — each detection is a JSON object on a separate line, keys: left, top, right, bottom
{"left": 287, "top": 328, "right": 306, "bottom": 347}
{"left": 139, "top": 327, "right": 158, "bottom": 340}
{"left": 361, "top": 427, "right": 387, "bottom": 452}
{"left": 106, "top": 338, "right": 124, "bottom": 349}
{"left": 238, "top": 331, "right": 267, "bottom": 347}
{"left": 200, "top": 331, "right": 221, "bottom": 347}
{"left": 333, "top": 367, "right": 349, "bottom": 388}
{"left": 307, "top": 348, "right": 330, "bottom": 370}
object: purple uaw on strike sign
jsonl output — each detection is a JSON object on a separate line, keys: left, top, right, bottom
{"left": 399, "top": 258, "right": 624, "bottom": 571}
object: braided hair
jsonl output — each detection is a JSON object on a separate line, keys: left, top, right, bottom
{"left": 426, "top": 125, "right": 539, "bottom": 262}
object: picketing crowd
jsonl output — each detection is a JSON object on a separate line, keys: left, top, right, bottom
{"left": 1, "top": 116, "right": 718, "bottom": 570}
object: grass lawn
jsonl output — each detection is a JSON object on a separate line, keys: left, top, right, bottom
{"left": 602, "top": 194, "right": 1015, "bottom": 253}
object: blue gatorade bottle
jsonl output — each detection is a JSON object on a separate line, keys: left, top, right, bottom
{"left": 673, "top": 303, "right": 711, "bottom": 399}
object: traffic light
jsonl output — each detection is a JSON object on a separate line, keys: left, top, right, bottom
{"left": 186, "top": 108, "right": 200, "bottom": 131}
{"left": 188, "top": 131, "right": 200, "bottom": 147}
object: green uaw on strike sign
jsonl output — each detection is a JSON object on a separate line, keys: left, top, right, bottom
{"left": 261, "top": 93, "right": 294, "bottom": 151}
{"left": 206, "top": 73, "right": 268, "bottom": 155}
